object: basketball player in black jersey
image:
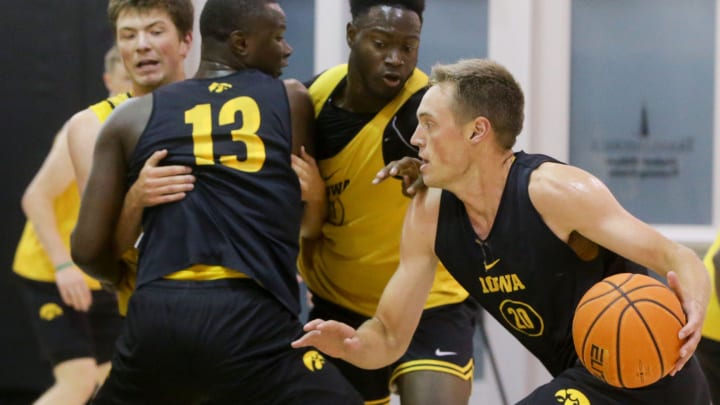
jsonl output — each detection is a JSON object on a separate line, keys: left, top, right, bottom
{"left": 71, "top": 0, "right": 362, "bottom": 403}
{"left": 293, "top": 59, "right": 711, "bottom": 404}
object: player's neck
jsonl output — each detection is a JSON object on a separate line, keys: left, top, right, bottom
{"left": 196, "top": 60, "right": 237, "bottom": 79}
{"left": 337, "top": 72, "right": 394, "bottom": 114}
{"left": 454, "top": 149, "right": 515, "bottom": 230}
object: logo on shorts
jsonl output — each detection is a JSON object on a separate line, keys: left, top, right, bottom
{"left": 39, "top": 303, "right": 63, "bottom": 321}
{"left": 434, "top": 348, "right": 457, "bottom": 357}
{"left": 554, "top": 388, "right": 590, "bottom": 405}
{"left": 302, "top": 350, "right": 325, "bottom": 372}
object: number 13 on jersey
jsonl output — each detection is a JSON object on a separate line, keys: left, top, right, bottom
{"left": 185, "top": 96, "right": 266, "bottom": 172}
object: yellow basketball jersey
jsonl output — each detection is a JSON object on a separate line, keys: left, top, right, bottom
{"left": 13, "top": 93, "right": 132, "bottom": 290}
{"left": 702, "top": 233, "right": 720, "bottom": 340}
{"left": 299, "top": 65, "right": 468, "bottom": 317}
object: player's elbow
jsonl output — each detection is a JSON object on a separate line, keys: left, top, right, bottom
{"left": 70, "top": 231, "right": 103, "bottom": 277}
{"left": 20, "top": 185, "right": 40, "bottom": 218}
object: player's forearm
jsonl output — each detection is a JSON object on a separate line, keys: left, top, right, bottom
{"left": 300, "top": 195, "right": 327, "bottom": 240}
{"left": 21, "top": 190, "right": 72, "bottom": 266}
{"left": 71, "top": 216, "right": 124, "bottom": 285}
{"left": 114, "top": 188, "right": 144, "bottom": 257}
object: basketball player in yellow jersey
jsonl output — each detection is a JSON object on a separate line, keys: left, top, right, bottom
{"left": 297, "top": 1, "right": 477, "bottom": 404}
{"left": 67, "top": 0, "right": 195, "bottom": 315}
{"left": 696, "top": 233, "right": 720, "bottom": 404}
{"left": 12, "top": 46, "right": 131, "bottom": 405}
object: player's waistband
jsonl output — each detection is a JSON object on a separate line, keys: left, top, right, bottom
{"left": 142, "top": 277, "right": 258, "bottom": 290}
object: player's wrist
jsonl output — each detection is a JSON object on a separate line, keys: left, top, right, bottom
{"left": 54, "top": 261, "right": 74, "bottom": 272}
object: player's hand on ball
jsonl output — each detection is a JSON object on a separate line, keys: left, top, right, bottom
{"left": 667, "top": 271, "right": 704, "bottom": 376}
{"left": 291, "top": 319, "right": 361, "bottom": 358}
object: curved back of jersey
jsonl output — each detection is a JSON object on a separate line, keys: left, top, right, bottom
{"left": 130, "top": 70, "right": 301, "bottom": 315}
{"left": 435, "top": 151, "right": 643, "bottom": 376}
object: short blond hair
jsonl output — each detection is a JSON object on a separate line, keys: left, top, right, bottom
{"left": 430, "top": 59, "right": 524, "bottom": 149}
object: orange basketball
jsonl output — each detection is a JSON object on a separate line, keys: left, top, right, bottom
{"left": 572, "top": 273, "right": 686, "bottom": 389}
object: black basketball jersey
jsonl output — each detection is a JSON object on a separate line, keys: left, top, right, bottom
{"left": 435, "top": 151, "right": 643, "bottom": 376}
{"left": 129, "top": 70, "right": 302, "bottom": 315}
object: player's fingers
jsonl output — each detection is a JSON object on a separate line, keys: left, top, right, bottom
{"left": 302, "top": 318, "right": 326, "bottom": 332}
{"left": 157, "top": 183, "right": 195, "bottom": 195}
{"left": 76, "top": 286, "right": 92, "bottom": 312}
{"left": 67, "top": 288, "right": 84, "bottom": 311}
{"left": 146, "top": 192, "right": 188, "bottom": 206}
{"left": 148, "top": 165, "right": 194, "bottom": 179}
{"left": 671, "top": 331, "right": 700, "bottom": 376}
{"left": 291, "top": 154, "right": 308, "bottom": 172}
{"left": 59, "top": 286, "right": 73, "bottom": 307}
{"left": 372, "top": 163, "right": 397, "bottom": 184}
{"left": 316, "top": 320, "right": 356, "bottom": 338}
{"left": 291, "top": 330, "right": 327, "bottom": 349}
{"left": 138, "top": 173, "right": 193, "bottom": 202}
{"left": 144, "top": 149, "right": 168, "bottom": 168}
{"left": 299, "top": 146, "right": 316, "bottom": 165}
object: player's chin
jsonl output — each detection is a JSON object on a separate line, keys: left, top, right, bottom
{"left": 271, "top": 67, "right": 284, "bottom": 78}
{"left": 274, "top": 60, "right": 289, "bottom": 78}
{"left": 134, "top": 73, "right": 164, "bottom": 89}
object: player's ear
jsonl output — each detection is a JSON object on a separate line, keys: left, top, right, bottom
{"left": 346, "top": 22, "right": 356, "bottom": 47}
{"left": 469, "top": 117, "right": 490, "bottom": 143}
{"left": 229, "top": 30, "right": 249, "bottom": 56}
{"left": 178, "top": 31, "right": 193, "bottom": 59}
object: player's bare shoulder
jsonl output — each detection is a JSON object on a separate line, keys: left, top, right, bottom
{"left": 99, "top": 94, "right": 154, "bottom": 154}
{"left": 66, "top": 107, "right": 103, "bottom": 144}
{"left": 528, "top": 162, "right": 606, "bottom": 207}
{"left": 406, "top": 187, "right": 441, "bottom": 231}
{"left": 283, "top": 78, "right": 311, "bottom": 104}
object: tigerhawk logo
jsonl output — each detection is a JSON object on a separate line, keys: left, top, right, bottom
{"left": 302, "top": 350, "right": 325, "bottom": 372}
{"left": 554, "top": 388, "right": 590, "bottom": 405}
{"left": 208, "top": 82, "right": 232, "bottom": 93}
{"left": 39, "top": 303, "right": 63, "bottom": 321}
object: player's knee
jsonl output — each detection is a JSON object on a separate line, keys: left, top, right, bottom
{"left": 396, "top": 372, "right": 471, "bottom": 405}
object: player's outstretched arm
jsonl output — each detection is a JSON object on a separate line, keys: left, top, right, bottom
{"left": 22, "top": 121, "right": 92, "bottom": 311}
{"left": 529, "top": 162, "right": 710, "bottom": 376}
{"left": 372, "top": 156, "right": 425, "bottom": 197}
{"left": 292, "top": 188, "right": 441, "bottom": 369}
